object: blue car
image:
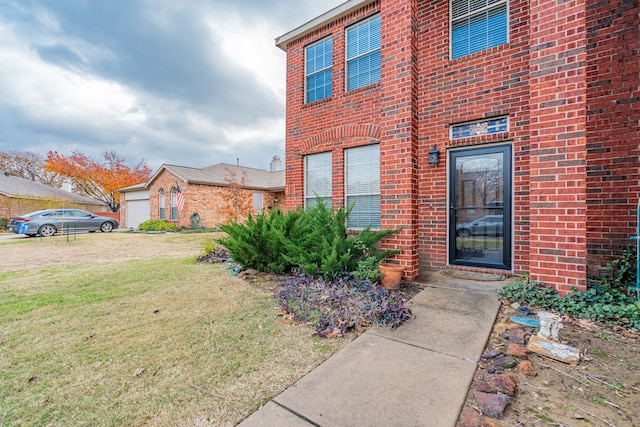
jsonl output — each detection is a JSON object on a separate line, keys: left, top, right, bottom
{"left": 8, "top": 209, "right": 119, "bottom": 237}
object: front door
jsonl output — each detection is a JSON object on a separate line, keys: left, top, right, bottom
{"left": 449, "top": 145, "right": 511, "bottom": 270}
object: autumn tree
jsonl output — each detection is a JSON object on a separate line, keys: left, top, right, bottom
{"left": 0, "top": 150, "right": 63, "bottom": 187}
{"left": 216, "top": 166, "right": 255, "bottom": 223}
{"left": 45, "top": 150, "right": 151, "bottom": 212}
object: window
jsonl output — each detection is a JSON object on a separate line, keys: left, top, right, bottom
{"left": 451, "top": 0, "right": 507, "bottom": 59}
{"left": 306, "top": 37, "right": 333, "bottom": 103}
{"left": 305, "top": 152, "right": 332, "bottom": 208}
{"left": 170, "top": 187, "right": 178, "bottom": 220}
{"left": 159, "top": 189, "right": 166, "bottom": 220}
{"left": 450, "top": 116, "right": 508, "bottom": 139}
{"left": 253, "top": 192, "right": 263, "bottom": 212}
{"left": 345, "top": 145, "right": 380, "bottom": 228}
{"left": 346, "top": 15, "right": 381, "bottom": 91}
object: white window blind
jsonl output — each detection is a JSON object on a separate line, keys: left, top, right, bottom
{"left": 451, "top": 0, "right": 507, "bottom": 59}
{"left": 346, "top": 15, "right": 381, "bottom": 91}
{"left": 306, "top": 37, "right": 333, "bottom": 103}
{"left": 345, "top": 145, "right": 380, "bottom": 228}
{"left": 170, "top": 187, "right": 177, "bottom": 220}
{"left": 159, "top": 189, "right": 165, "bottom": 220}
{"left": 253, "top": 192, "right": 263, "bottom": 212}
{"left": 305, "top": 152, "right": 332, "bottom": 208}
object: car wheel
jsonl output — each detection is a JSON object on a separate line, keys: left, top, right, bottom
{"left": 457, "top": 229, "right": 471, "bottom": 238}
{"left": 100, "top": 222, "right": 114, "bottom": 233}
{"left": 38, "top": 224, "right": 57, "bottom": 237}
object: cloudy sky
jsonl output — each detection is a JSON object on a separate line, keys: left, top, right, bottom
{"left": 0, "top": 0, "right": 344, "bottom": 172}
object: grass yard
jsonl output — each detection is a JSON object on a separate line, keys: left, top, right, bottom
{"left": 0, "top": 233, "right": 344, "bottom": 426}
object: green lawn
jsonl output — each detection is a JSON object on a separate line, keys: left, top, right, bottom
{"left": 0, "top": 233, "right": 344, "bottom": 426}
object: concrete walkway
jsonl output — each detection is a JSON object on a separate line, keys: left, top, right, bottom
{"left": 239, "top": 275, "right": 503, "bottom": 427}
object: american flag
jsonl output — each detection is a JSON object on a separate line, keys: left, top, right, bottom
{"left": 176, "top": 183, "right": 186, "bottom": 211}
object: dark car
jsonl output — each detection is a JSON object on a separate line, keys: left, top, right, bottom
{"left": 8, "top": 209, "right": 119, "bottom": 237}
{"left": 456, "top": 215, "right": 503, "bottom": 237}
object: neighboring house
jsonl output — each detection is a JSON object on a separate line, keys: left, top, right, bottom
{"left": 0, "top": 171, "right": 107, "bottom": 219}
{"left": 119, "top": 158, "right": 285, "bottom": 229}
{"left": 276, "top": 0, "right": 640, "bottom": 293}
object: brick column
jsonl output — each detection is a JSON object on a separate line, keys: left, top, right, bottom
{"left": 528, "top": 0, "right": 588, "bottom": 293}
{"left": 379, "top": 0, "right": 419, "bottom": 280}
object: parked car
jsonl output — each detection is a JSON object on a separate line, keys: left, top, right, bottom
{"left": 456, "top": 215, "right": 503, "bottom": 237}
{"left": 8, "top": 209, "right": 119, "bottom": 237}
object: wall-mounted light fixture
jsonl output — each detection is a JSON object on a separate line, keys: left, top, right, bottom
{"left": 428, "top": 145, "right": 440, "bottom": 165}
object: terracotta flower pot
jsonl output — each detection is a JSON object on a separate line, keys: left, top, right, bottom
{"left": 379, "top": 263, "right": 404, "bottom": 290}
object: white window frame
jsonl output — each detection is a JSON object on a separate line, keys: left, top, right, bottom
{"left": 450, "top": 0, "right": 509, "bottom": 60}
{"left": 304, "top": 152, "right": 332, "bottom": 209}
{"left": 305, "top": 36, "right": 333, "bottom": 103}
{"left": 253, "top": 192, "right": 264, "bottom": 212}
{"left": 345, "top": 144, "right": 380, "bottom": 229}
{"left": 159, "top": 189, "right": 166, "bottom": 220}
{"left": 345, "top": 14, "right": 381, "bottom": 92}
{"left": 170, "top": 187, "right": 178, "bottom": 220}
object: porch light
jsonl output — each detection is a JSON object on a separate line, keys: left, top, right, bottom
{"left": 428, "top": 145, "right": 440, "bottom": 165}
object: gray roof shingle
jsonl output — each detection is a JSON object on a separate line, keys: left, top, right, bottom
{"left": 147, "top": 163, "right": 285, "bottom": 191}
{"left": 0, "top": 173, "right": 104, "bottom": 205}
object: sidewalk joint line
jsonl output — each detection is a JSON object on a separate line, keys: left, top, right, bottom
{"left": 365, "top": 330, "right": 478, "bottom": 363}
{"left": 272, "top": 400, "right": 323, "bottom": 427}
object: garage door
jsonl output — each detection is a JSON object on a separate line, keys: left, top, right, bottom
{"left": 126, "top": 199, "right": 150, "bottom": 229}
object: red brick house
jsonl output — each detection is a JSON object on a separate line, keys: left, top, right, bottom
{"left": 120, "top": 161, "right": 285, "bottom": 229}
{"left": 276, "top": 0, "right": 639, "bottom": 292}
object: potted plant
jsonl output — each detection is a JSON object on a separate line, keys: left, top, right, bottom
{"left": 378, "top": 262, "right": 404, "bottom": 290}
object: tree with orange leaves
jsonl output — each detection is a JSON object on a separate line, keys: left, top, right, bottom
{"left": 45, "top": 150, "right": 151, "bottom": 212}
{"left": 216, "top": 166, "right": 255, "bottom": 223}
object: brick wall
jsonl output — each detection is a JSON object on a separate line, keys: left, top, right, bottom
{"left": 282, "top": 0, "right": 639, "bottom": 291}
{"left": 416, "top": 0, "right": 532, "bottom": 276}
{"left": 585, "top": 0, "right": 640, "bottom": 275}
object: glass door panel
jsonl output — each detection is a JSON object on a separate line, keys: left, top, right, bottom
{"left": 449, "top": 145, "right": 511, "bottom": 269}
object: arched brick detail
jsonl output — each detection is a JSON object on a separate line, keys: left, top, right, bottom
{"left": 300, "top": 124, "right": 381, "bottom": 155}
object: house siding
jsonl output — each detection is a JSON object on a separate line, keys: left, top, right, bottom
{"left": 281, "top": 0, "right": 640, "bottom": 292}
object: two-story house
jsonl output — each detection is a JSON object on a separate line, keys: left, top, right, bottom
{"left": 276, "top": 0, "right": 639, "bottom": 293}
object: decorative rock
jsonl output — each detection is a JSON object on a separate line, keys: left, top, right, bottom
{"left": 494, "top": 355, "right": 518, "bottom": 369}
{"left": 474, "top": 391, "right": 510, "bottom": 419}
{"left": 474, "top": 381, "right": 496, "bottom": 394}
{"left": 459, "top": 407, "right": 483, "bottom": 427}
{"left": 482, "top": 349, "right": 504, "bottom": 359}
{"left": 501, "top": 328, "right": 526, "bottom": 344}
{"left": 506, "top": 343, "right": 529, "bottom": 358}
{"left": 490, "top": 374, "right": 517, "bottom": 396}
{"left": 527, "top": 336, "right": 580, "bottom": 365}
{"left": 518, "top": 360, "right": 537, "bottom": 376}
{"left": 507, "top": 323, "right": 523, "bottom": 331}
{"left": 486, "top": 366, "right": 496, "bottom": 374}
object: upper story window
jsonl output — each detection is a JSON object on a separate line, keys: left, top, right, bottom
{"left": 305, "top": 37, "right": 333, "bottom": 103}
{"left": 345, "top": 144, "right": 380, "bottom": 229}
{"left": 346, "top": 15, "right": 381, "bottom": 91}
{"left": 304, "top": 152, "right": 332, "bottom": 209}
{"left": 451, "top": 0, "right": 508, "bottom": 59}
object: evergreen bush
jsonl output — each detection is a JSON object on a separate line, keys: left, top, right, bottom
{"left": 138, "top": 219, "right": 177, "bottom": 232}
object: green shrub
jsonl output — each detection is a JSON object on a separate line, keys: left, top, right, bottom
{"left": 216, "top": 201, "right": 401, "bottom": 279}
{"left": 605, "top": 245, "right": 637, "bottom": 296}
{"left": 218, "top": 208, "right": 303, "bottom": 274}
{"left": 0, "top": 217, "right": 7, "bottom": 231}
{"left": 138, "top": 219, "right": 178, "bottom": 232}
{"left": 281, "top": 202, "right": 400, "bottom": 280}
